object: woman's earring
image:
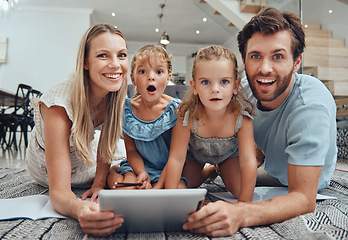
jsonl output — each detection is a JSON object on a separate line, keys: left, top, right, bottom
{"left": 232, "top": 94, "right": 236, "bottom": 100}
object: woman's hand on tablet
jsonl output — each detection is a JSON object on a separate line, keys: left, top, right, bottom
{"left": 77, "top": 201, "right": 124, "bottom": 236}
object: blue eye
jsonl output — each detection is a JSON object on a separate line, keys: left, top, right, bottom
{"left": 251, "top": 54, "right": 260, "bottom": 60}
{"left": 157, "top": 70, "right": 164, "bottom": 74}
{"left": 221, "top": 79, "right": 229, "bottom": 85}
{"left": 202, "top": 80, "right": 210, "bottom": 85}
{"left": 119, "top": 53, "right": 127, "bottom": 58}
{"left": 97, "top": 54, "right": 107, "bottom": 58}
{"left": 274, "top": 55, "right": 283, "bottom": 60}
{"left": 139, "top": 69, "right": 146, "bottom": 74}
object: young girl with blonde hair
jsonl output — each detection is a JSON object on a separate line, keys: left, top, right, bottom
{"left": 165, "top": 45, "right": 257, "bottom": 202}
{"left": 106, "top": 45, "right": 186, "bottom": 189}
{"left": 25, "top": 24, "right": 128, "bottom": 236}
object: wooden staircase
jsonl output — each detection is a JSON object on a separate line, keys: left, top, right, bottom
{"left": 200, "top": 0, "right": 348, "bottom": 116}
{"left": 302, "top": 23, "right": 348, "bottom": 116}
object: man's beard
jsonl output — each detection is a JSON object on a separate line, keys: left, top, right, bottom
{"left": 246, "top": 69, "right": 293, "bottom": 103}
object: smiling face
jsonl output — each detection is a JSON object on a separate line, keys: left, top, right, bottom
{"left": 191, "top": 59, "right": 239, "bottom": 114}
{"left": 244, "top": 30, "right": 301, "bottom": 110}
{"left": 131, "top": 55, "right": 170, "bottom": 103}
{"left": 84, "top": 32, "right": 128, "bottom": 99}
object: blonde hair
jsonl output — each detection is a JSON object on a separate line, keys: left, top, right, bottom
{"left": 178, "top": 45, "right": 253, "bottom": 121}
{"left": 130, "top": 45, "right": 172, "bottom": 97}
{"left": 71, "top": 24, "right": 127, "bottom": 165}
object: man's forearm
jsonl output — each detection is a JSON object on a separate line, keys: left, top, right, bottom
{"left": 238, "top": 191, "right": 316, "bottom": 228}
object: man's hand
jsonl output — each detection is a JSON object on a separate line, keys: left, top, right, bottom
{"left": 183, "top": 201, "right": 243, "bottom": 237}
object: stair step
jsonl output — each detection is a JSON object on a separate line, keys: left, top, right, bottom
{"left": 335, "top": 97, "right": 348, "bottom": 116}
{"left": 305, "top": 46, "right": 348, "bottom": 57}
{"left": 303, "top": 66, "right": 348, "bottom": 81}
{"left": 239, "top": 0, "right": 265, "bottom": 13}
{"left": 334, "top": 82, "right": 348, "bottom": 96}
{"left": 318, "top": 67, "right": 348, "bottom": 82}
{"left": 306, "top": 37, "right": 345, "bottom": 47}
{"left": 322, "top": 80, "right": 335, "bottom": 95}
{"left": 303, "top": 23, "right": 321, "bottom": 30}
{"left": 318, "top": 80, "right": 348, "bottom": 99}
{"left": 303, "top": 53, "right": 348, "bottom": 68}
{"left": 313, "top": 79, "right": 348, "bottom": 97}
{"left": 305, "top": 29, "right": 332, "bottom": 38}
{"left": 303, "top": 66, "right": 348, "bottom": 96}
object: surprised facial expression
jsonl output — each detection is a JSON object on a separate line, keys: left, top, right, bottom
{"left": 131, "top": 55, "right": 171, "bottom": 103}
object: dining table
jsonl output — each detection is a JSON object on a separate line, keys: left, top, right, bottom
{"left": 0, "top": 88, "right": 23, "bottom": 108}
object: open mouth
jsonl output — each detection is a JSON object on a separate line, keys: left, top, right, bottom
{"left": 210, "top": 98, "right": 222, "bottom": 101}
{"left": 257, "top": 79, "right": 276, "bottom": 86}
{"left": 147, "top": 85, "right": 156, "bottom": 92}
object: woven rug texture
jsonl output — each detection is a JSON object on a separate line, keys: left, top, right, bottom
{"left": 0, "top": 168, "right": 347, "bottom": 240}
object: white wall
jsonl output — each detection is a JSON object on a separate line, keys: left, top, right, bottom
{"left": 3, "top": 1, "right": 345, "bottom": 95}
{"left": 0, "top": 7, "right": 207, "bottom": 94}
{"left": 0, "top": 7, "right": 92, "bottom": 93}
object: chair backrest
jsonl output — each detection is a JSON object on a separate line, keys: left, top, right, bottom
{"left": 31, "top": 89, "right": 42, "bottom": 98}
{"left": 14, "top": 84, "right": 32, "bottom": 115}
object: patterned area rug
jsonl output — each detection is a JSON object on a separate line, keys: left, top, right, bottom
{"left": 0, "top": 168, "right": 347, "bottom": 240}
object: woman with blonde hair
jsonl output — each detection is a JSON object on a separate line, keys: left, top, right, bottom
{"left": 25, "top": 24, "right": 128, "bottom": 236}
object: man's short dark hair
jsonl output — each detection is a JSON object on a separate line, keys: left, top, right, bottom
{"left": 237, "top": 7, "right": 305, "bottom": 61}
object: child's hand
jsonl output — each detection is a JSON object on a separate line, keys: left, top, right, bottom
{"left": 82, "top": 186, "right": 104, "bottom": 202}
{"left": 136, "top": 172, "right": 152, "bottom": 189}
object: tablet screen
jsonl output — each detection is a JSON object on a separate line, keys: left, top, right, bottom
{"left": 99, "top": 188, "right": 207, "bottom": 232}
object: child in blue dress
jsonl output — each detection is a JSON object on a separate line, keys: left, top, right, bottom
{"left": 107, "top": 45, "right": 186, "bottom": 189}
{"left": 165, "top": 45, "right": 257, "bottom": 202}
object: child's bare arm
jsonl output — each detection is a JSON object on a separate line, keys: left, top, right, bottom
{"left": 237, "top": 116, "right": 258, "bottom": 202}
{"left": 123, "top": 133, "right": 147, "bottom": 176}
{"left": 165, "top": 117, "right": 191, "bottom": 189}
{"left": 153, "top": 165, "right": 167, "bottom": 189}
{"left": 83, "top": 160, "right": 110, "bottom": 201}
{"left": 106, "top": 165, "right": 124, "bottom": 189}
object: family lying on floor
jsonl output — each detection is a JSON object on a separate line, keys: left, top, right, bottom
{"left": 24, "top": 7, "right": 337, "bottom": 238}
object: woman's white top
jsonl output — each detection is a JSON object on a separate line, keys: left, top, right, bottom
{"left": 25, "top": 79, "right": 98, "bottom": 188}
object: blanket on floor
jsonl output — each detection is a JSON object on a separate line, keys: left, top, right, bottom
{"left": 0, "top": 168, "right": 347, "bottom": 240}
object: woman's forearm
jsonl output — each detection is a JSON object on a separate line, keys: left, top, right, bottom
{"left": 49, "top": 189, "right": 81, "bottom": 219}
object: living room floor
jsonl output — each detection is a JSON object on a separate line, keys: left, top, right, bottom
{"left": 0, "top": 145, "right": 27, "bottom": 170}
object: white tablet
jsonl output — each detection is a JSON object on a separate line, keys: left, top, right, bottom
{"left": 99, "top": 188, "right": 207, "bottom": 233}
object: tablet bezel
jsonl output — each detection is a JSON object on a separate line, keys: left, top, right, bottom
{"left": 99, "top": 188, "right": 207, "bottom": 233}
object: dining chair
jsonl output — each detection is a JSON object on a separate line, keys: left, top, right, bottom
{"left": 27, "top": 89, "right": 42, "bottom": 133}
{"left": 0, "top": 84, "right": 32, "bottom": 151}
{"left": 18, "top": 88, "right": 43, "bottom": 149}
